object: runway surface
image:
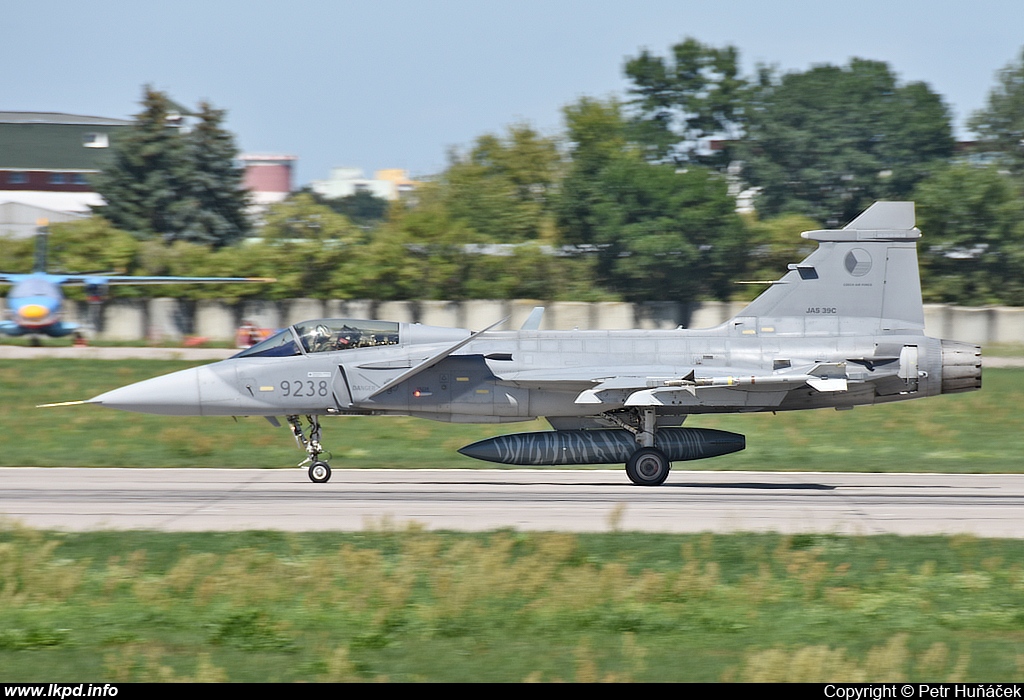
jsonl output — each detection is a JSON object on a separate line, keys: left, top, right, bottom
{"left": 2, "top": 467, "right": 1022, "bottom": 537}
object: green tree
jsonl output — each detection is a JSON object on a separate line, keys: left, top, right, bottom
{"left": 558, "top": 97, "right": 749, "bottom": 302}
{"left": 381, "top": 188, "right": 487, "bottom": 300}
{"left": 177, "top": 101, "right": 251, "bottom": 246}
{"left": 464, "top": 243, "right": 606, "bottom": 301}
{"left": 0, "top": 217, "right": 139, "bottom": 280}
{"left": 250, "top": 194, "right": 365, "bottom": 299}
{"left": 914, "top": 163, "right": 1024, "bottom": 305}
{"left": 128, "top": 240, "right": 264, "bottom": 302}
{"left": 440, "top": 124, "right": 563, "bottom": 242}
{"left": 48, "top": 216, "right": 140, "bottom": 275}
{"left": 92, "top": 87, "right": 192, "bottom": 239}
{"left": 314, "top": 189, "right": 390, "bottom": 228}
{"left": 94, "top": 87, "right": 250, "bottom": 247}
{"left": 596, "top": 159, "right": 748, "bottom": 302}
{"left": 371, "top": 125, "right": 567, "bottom": 300}
{"left": 968, "top": 47, "right": 1024, "bottom": 178}
{"left": 738, "top": 212, "right": 820, "bottom": 299}
{"left": 739, "top": 59, "right": 954, "bottom": 225}
{"left": 348, "top": 221, "right": 421, "bottom": 300}
{"left": 557, "top": 97, "right": 631, "bottom": 247}
{"left": 624, "top": 37, "right": 746, "bottom": 168}
{"left": 372, "top": 194, "right": 606, "bottom": 302}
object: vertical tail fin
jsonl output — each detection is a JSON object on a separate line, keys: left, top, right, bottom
{"left": 735, "top": 202, "right": 923, "bottom": 334}
{"left": 33, "top": 225, "right": 50, "bottom": 273}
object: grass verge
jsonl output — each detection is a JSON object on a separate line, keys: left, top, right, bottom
{"left": 0, "top": 526, "right": 1022, "bottom": 682}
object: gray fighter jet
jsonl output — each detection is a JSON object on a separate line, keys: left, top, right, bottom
{"left": 49, "top": 202, "right": 981, "bottom": 485}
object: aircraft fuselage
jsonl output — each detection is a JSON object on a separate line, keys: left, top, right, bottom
{"left": 88, "top": 322, "right": 977, "bottom": 421}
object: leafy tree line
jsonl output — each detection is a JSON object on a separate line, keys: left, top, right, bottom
{"left": 624, "top": 40, "right": 1024, "bottom": 305}
{"left": 5, "top": 46, "right": 1024, "bottom": 306}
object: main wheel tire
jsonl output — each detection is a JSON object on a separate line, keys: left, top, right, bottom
{"left": 625, "top": 447, "right": 670, "bottom": 486}
{"left": 308, "top": 460, "right": 332, "bottom": 483}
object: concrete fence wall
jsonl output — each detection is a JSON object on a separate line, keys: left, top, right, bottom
{"left": 65, "top": 298, "right": 1024, "bottom": 347}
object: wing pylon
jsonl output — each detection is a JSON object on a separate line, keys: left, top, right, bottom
{"left": 574, "top": 363, "right": 850, "bottom": 408}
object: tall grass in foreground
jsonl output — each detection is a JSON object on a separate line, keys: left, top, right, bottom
{"left": 0, "top": 526, "right": 1022, "bottom": 681}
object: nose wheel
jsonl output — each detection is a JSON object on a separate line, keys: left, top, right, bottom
{"left": 288, "top": 415, "right": 333, "bottom": 483}
{"left": 308, "top": 460, "right": 332, "bottom": 483}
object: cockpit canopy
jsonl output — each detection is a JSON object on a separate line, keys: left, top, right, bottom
{"left": 233, "top": 319, "right": 400, "bottom": 359}
{"left": 10, "top": 277, "right": 61, "bottom": 300}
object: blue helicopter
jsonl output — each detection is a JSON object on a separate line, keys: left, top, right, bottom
{"left": 1, "top": 223, "right": 272, "bottom": 341}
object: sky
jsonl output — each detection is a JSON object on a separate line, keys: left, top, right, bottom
{"left": 3, "top": 1, "right": 1022, "bottom": 187}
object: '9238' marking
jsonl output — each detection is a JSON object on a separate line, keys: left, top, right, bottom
{"left": 281, "top": 380, "right": 329, "bottom": 397}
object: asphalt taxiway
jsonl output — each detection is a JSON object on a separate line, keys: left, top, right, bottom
{"left": 1, "top": 468, "right": 1022, "bottom": 537}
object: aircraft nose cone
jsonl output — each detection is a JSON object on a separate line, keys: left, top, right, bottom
{"left": 20, "top": 304, "right": 49, "bottom": 321}
{"left": 90, "top": 366, "right": 202, "bottom": 416}
{"left": 89, "top": 364, "right": 243, "bottom": 416}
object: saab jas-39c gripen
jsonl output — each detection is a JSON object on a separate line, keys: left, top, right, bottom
{"left": 47, "top": 202, "right": 981, "bottom": 485}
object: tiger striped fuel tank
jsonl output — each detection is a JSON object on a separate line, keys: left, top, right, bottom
{"left": 458, "top": 428, "right": 745, "bottom": 466}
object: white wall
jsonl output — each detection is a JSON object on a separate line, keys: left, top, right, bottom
{"left": 76, "top": 298, "right": 1024, "bottom": 347}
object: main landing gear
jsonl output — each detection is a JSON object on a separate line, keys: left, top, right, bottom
{"left": 626, "top": 447, "right": 671, "bottom": 486}
{"left": 288, "top": 415, "right": 333, "bottom": 483}
{"left": 606, "top": 407, "right": 673, "bottom": 486}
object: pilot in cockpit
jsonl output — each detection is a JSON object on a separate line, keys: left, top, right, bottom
{"left": 335, "top": 328, "right": 361, "bottom": 350}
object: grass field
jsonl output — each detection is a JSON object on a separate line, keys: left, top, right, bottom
{"left": 0, "top": 359, "right": 1019, "bottom": 472}
{"left": 0, "top": 526, "right": 1022, "bottom": 682}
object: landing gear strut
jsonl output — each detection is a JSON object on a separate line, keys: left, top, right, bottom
{"left": 606, "top": 407, "right": 673, "bottom": 486}
{"left": 288, "top": 414, "right": 333, "bottom": 483}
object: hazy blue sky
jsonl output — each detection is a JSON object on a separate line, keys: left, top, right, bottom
{"left": 4, "top": 1, "right": 1022, "bottom": 186}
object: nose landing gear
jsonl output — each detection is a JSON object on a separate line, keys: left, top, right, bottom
{"left": 308, "top": 460, "right": 332, "bottom": 483}
{"left": 288, "top": 414, "right": 333, "bottom": 483}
